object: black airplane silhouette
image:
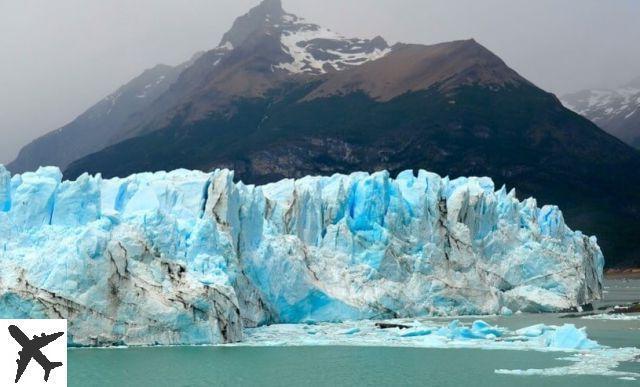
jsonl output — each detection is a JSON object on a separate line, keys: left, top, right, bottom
{"left": 8, "top": 325, "right": 64, "bottom": 383}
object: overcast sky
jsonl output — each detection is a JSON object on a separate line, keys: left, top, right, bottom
{"left": 1, "top": 0, "right": 639, "bottom": 164}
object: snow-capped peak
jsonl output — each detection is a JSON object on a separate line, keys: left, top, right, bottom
{"left": 562, "top": 79, "right": 640, "bottom": 148}
{"left": 562, "top": 86, "right": 639, "bottom": 122}
{"left": 218, "top": 0, "right": 391, "bottom": 75}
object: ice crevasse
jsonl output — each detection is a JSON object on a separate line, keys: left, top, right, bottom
{"left": 0, "top": 165, "right": 604, "bottom": 346}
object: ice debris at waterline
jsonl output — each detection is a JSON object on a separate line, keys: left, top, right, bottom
{"left": 0, "top": 165, "right": 603, "bottom": 346}
{"left": 582, "top": 314, "right": 640, "bottom": 321}
{"left": 236, "top": 320, "right": 640, "bottom": 380}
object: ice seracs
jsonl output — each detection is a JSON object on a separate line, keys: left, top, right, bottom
{"left": 0, "top": 165, "right": 604, "bottom": 346}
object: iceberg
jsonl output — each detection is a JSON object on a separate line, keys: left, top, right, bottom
{"left": 0, "top": 165, "right": 604, "bottom": 345}
{"left": 239, "top": 319, "right": 597, "bottom": 351}
{"left": 236, "top": 319, "right": 640, "bottom": 380}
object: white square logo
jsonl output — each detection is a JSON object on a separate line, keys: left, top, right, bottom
{"left": 0, "top": 320, "right": 67, "bottom": 386}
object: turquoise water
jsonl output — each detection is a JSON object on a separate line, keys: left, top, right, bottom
{"left": 69, "top": 279, "right": 640, "bottom": 386}
{"left": 69, "top": 346, "right": 637, "bottom": 387}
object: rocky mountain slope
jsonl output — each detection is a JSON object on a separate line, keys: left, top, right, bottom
{"left": 562, "top": 78, "right": 640, "bottom": 148}
{"left": 8, "top": 0, "right": 640, "bottom": 267}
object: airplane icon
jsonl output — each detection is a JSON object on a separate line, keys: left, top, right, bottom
{"left": 8, "top": 325, "right": 64, "bottom": 383}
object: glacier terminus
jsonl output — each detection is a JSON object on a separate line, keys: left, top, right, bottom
{"left": 0, "top": 165, "right": 604, "bottom": 346}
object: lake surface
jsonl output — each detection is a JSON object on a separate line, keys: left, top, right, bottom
{"left": 69, "top": 279, "right": 640, "bottom": 386}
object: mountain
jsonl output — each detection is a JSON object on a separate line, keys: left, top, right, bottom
{"left": 7, "top": 54, "right": 201, "bottom": 173}
{"left": 219, "top": 0, "right": 390, "bottom": 74}
{"left": 562, "top": 78, "right": 640, "bottom": 149}
{"left": 103, "top": 0, "right": 392, "bottom": 144}
{"left": 9, "top": 0, "right": 640, "bottom": 267}
{"left": 7, "top": 0, "right": 391, "bottom": 175}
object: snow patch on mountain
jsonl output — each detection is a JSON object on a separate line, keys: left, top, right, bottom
{"left": 275, "top": 16, "right": 391, "bottom": 74}
{"left": 562, "top": 81, "right": 640, "bottom": 147}
{"left": 563, "top": 87, "right": 640, "bottom": 118}
{"left": 217, "top": 0, "right": 391, "bottom": 75}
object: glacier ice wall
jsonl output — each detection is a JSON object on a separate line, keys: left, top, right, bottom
{"left": 0, "top": 165, "right": 604, "bottom": 345}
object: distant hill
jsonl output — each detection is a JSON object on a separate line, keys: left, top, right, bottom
{"left": 563, "top": 78, "right": 640, "bottom": 149}
{"left": 7, "top": 55, "right": 200, "bottom": 173}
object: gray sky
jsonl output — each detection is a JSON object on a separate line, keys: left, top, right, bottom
{"left": 1, "top": 0, "right": 639, "bottom": 164}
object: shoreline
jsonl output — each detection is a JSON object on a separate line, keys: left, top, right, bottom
{"left": 605, "top": 268, "right": 640, "bottom": 279}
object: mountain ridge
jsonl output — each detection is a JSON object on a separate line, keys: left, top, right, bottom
{"left": 303, "top": 39, "right": 529, "bottom": 102}
{"left": 562, "top": 78, "right": 640, "bottom": 149}
{"left": 7, "top": 53, "right": 201, "bottom": 173}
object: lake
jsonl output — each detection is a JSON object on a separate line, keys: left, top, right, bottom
{"left": 69, "top": 279, "right": 640, "bottom": 386}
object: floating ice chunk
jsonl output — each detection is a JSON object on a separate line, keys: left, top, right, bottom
{"left": 471, "top": 320, "right": 503, "bottom": 338}
{"left": 582, "top": 314, "right": 640, "bottom": 321}
{"left": 500, "top": 306, "right": 513, "bottom": 316}
{"left": 516, "top": 324, "right": 552, "bottom": 337}
{"left": 545, "top": 324, "right": 599, "bottom": 350}
{"left": 496, "top": 346, "right": 640, "bottom": 379}
{"left": 342, "top": 328, "right": 360, "bottom": 335}
{"left": 401, "top": 329, "right": 433, "bottom": 337}
{"left": 236, "top": 319, "right": 640, "bottom": 381}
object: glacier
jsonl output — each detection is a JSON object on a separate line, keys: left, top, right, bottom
{"left": 0, "top": 165, "right": 603, "bottom": 346}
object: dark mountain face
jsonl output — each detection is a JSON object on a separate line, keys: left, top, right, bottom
{"left": 11, "top": 0, "right": 640, "bottom": 267}
{"left": 562, "top": 79, "right": 640, "bottom": 149}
